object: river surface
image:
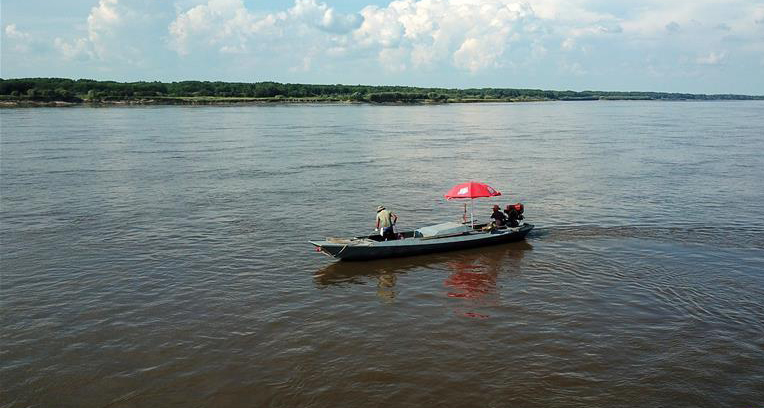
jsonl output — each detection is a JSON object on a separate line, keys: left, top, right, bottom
{"left": 1, "top": 101, "right": 763, "bottom": 407}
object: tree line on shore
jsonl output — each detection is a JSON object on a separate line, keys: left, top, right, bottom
{"left": 1, "top": 78, "right": 761, "bottom": 103}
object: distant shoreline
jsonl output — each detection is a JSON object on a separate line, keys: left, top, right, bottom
{"left": 3, "top": 97, "right": 763, "bottom": 108}
{"left": 0, "top": 97, "right": 575, "bottom": 107}
{"left": 2, "top": 78, "right": 762, "bottom": 107}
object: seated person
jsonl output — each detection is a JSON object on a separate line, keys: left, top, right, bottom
{"left": 504, "top": 204, "right": 524, "bottom": 227}
{"left": 490, "top": 205, "right": 508, "bottom": 227}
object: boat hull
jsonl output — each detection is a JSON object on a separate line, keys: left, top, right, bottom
{"left": 311, "top": 223, "right": 534, "bottom": 261}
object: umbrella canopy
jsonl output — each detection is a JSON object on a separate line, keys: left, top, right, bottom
{"left": 444, "top": 182, "right": 502, "bottom": 227}
{"left": 444, "top": 181, "right": 501, "bottom": 200}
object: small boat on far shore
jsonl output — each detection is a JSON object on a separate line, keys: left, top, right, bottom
{"left": 310, "top": 221, "right": 534, "bottom": 261}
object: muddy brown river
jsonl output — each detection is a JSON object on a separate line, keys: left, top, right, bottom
{"left": 2, "top": 101, "right": 763, "bottom": 407}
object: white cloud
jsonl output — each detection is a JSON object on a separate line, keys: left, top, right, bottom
{"left": 5, "top": 24, "right": 30, "bottom": 40}
{"left": 531, "top": 40, "right": 547, "bottom": 58}
{"left": 352, "top": 3, "right": 404, "bottom": 49}
{"left": 5, "top": 24, "right": 33, "bottom": 53}
{"left": 4, "top": 23, "right": 62, "bottom": 57}
{"left": 453, "top": 36, "right": 503, "bottom": 72}
{"left": 168, "top": 0, "right": 261, "bottom": 55}
{"left": 158, "top": 0, "right": 764, "bottom": 79}
{"left": 54, "top": 37, "right": 93, "bottom": 61}
{"left": 696, "top": 51, "right": 726, "bottom": 65}
{"left": 354, "top": 0, "right": 539, "bottom": 72}
{"left": 561, "top": 37, "right": 575, "bottom": 50}
{"left": 560, "top": 60, "right": 586, "bottom": 75}
{"left": 289, "top": 55, "right": 313, "bottom": 72}
{"left": 167, "top": 0, "right": 361, "bottom": 56}
{"left": 53, "top": 0, "right": 128, "bottom": 61}
{"left": 378, "top": 47, "right": 408, "bottom": 71}
{"left": 289, "top": 0, "right": 363, "bottom": 33}
{"left": 52, "top": 0, "right": 168, "bottom": 66}
{"left": 526, "top": 0, "right": 615, "bottom": 23}
{"left": 569, "top": 21, "right": 623, "bottom": 37}
{"left": 620, "top": 0, "right": 763, "bottom": 37}
{"left": 87, "top": 0, "right": 123, "bottom": 58}
{"left": 166, "top": 0, "right": 549, "bottom": 74}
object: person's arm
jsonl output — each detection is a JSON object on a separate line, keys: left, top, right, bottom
{"left": 393, "top": 213, "right": 398, "bottom": 225}
{"left": 376, "top": 217, "right": 380, "bottom": 229}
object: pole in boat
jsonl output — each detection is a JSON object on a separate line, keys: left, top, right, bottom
{"left": 470, "top": 198, "right": 474, "bottom": 228}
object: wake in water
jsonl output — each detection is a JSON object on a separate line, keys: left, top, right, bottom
{"left": 531, "top": 223, "right": 764, "bottom": 249}
{"left": 313, "top": 222, "right": 764, "bottom": 286}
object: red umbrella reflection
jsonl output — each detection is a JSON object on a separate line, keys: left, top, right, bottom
{"left": 444, "top": 260, "right": 499, "bottom": 319}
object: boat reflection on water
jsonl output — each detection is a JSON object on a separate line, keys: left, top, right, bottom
{"left": 314, "top": 241, "right": 533, "bottom": 307}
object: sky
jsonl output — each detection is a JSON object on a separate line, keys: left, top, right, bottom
{"left": 2, "top": 0, "right": 763, "bottom": 94}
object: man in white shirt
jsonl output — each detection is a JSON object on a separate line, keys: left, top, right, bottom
{"left": 375, "top": 205, "right": 398, "bottom": 241}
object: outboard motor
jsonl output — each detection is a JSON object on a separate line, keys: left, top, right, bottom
{"left": 512, "top": 203, "right": 524, "bottom": 215}
{"left": 505, "top": 203, "right": 525, "bottom": 227}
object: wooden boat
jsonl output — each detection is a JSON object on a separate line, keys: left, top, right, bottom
{"left": 310, "top": 221, "right": 534, "bottom": 261}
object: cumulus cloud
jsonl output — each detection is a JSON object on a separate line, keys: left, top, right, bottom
{"left": 87, "top": 0, "right": 124, "bottom": 58}
{"left": 353, "top": 0, "right": 539, "bottom": 72}
{"left": 453, "top": 37, "right": 502, "bottom": 72}
{"left": 168, "top": 0, "right": 260, "bottom": 55}
{"left": 167, "top": 0, "right": 362, "bottom": 55}
{"left": 165, "top": 0, "right": 554, "bottom": 73}
{"left": 159, "top": 0, "right": 764, "bottom": 79}
{"left": 158, "top": 0, "right": 764, "bottom": 80}
{"left": 289, "top": 0, "right": 363, "bottom": 33}
{"left": 54, "top": 0, "right": 123, "bottom": 61}
{"left": 378, "top": 47, "right": 409, "bottom": 71}
{"left": 51, "top": 0, "right": 171, "bottom": 67}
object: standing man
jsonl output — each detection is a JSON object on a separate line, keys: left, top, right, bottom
{"left": 375, "top": 205, "right": 398, "bottom": 241}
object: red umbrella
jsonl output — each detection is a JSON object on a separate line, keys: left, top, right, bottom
{"left": 444, "top": 181, "right": 501, "bottom": 200}
{"left": 444, "top": 181, "right": 502, "bottom": 227}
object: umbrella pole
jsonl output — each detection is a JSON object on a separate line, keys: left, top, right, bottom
{"left": 470, "top": 199, "right": 474, "bottom": 228}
